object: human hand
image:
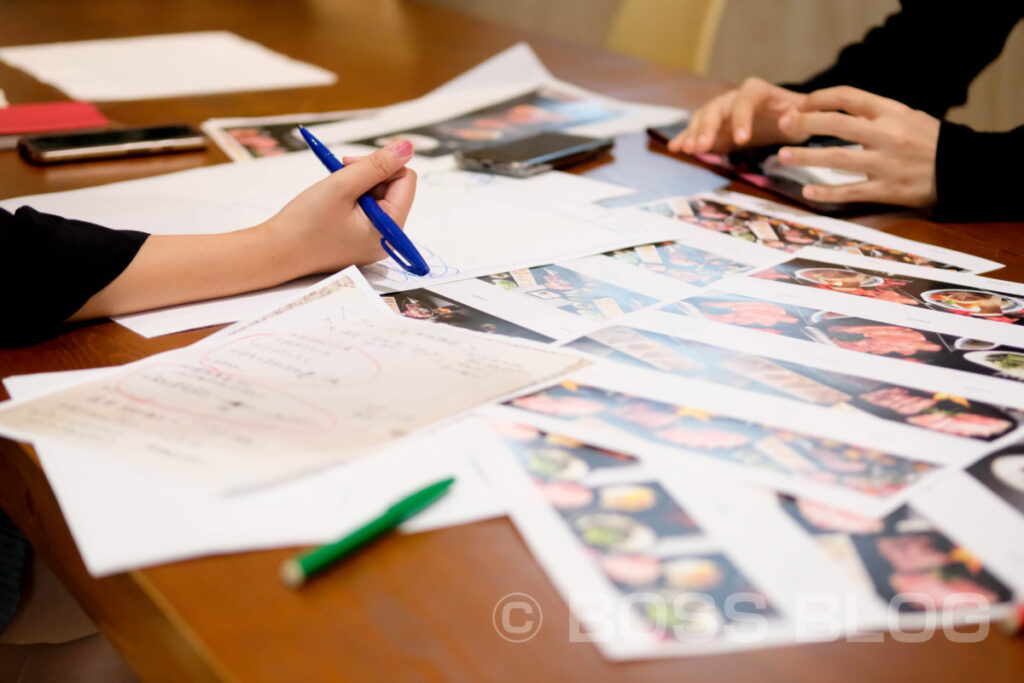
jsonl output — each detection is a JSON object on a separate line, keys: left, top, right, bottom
{"left": 263, "top": 140, "right": 418, "bottom": 274}
{"left": 776, "top": 86, "right": 940, "bottom": 207}
{"left": 668, "top": 77, "right": 808, "bottom": 155}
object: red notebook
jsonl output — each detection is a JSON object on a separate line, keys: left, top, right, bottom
{"left": 0, "top": 101, "right": 108, "bottom": 137}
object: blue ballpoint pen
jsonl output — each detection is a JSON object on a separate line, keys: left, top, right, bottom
{"left": 297, "top": 126, "right": 429, "bottom": 277}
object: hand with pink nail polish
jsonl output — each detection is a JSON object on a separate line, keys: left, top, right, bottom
{"left": 668, "top": 77, "right": 809, "bottom": 156}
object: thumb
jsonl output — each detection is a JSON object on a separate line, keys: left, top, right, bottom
{"left": 338, "top": 140, "right": 414, "bottom": 197}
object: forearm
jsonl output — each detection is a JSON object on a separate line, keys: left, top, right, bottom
{"left": 69, "top": 223, "right": 314, "bottom": 321}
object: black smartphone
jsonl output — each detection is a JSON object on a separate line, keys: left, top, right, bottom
{"left": 18, "top": 124, "right": 207, "bottom": 164}
{"left": 647, "top": 120, "right": 879, "bottom": 216}
{"left": 454, "top": 131, "right": 614, "bottom": 177}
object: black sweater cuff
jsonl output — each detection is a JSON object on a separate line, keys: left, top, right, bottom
{"left": 933, "top": 121, "right": 1024, "bottom": 222}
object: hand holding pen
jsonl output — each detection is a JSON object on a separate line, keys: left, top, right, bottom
{"left": 299, "top": 126, "right": 429, "bottom": 276}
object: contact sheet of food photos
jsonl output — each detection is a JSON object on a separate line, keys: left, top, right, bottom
{"left": 738, "top": 247, "right": 1024, "bottom": 346}
{"left": 721, "top": 486, "right": 1017, "bottom": 632}
{"left": 484, "top": 361, "right": 975, "bottom": 518}
{"left": 563, "top": 312, "right": 1024, "bottom": 442}
{"left": 354, "top": 154, "right": 1024, "bottom": 651}
{"left": 637, "top": 190, "right": 1002, "bottom": 274}
{"left": 382, "top": 220, "right": 788, "bottom": 344}
{"left": 912, "top": 443, "right": 1024, "bottom": 593}
{"left": 668, "top": 287, "right": 1024, "bottom": 407}
{"left": 475, "top": 421, "right": 800, "bottom": 659}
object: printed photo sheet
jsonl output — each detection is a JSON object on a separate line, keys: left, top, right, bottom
{"left": 485, "top": 361, "right": 961, "bottom": 518}
{"left": 0, "top": 269, "right": 588, "bottom": 492}
{"left": 732, "top": 488, "right": 1015, "bottom": 632}
{"left": 638, "top": 190, "right": 1000, "bottom": 274}
{"left": 565, "top": 311, "right": 1024, "bottom": 444}
{"left": 382, "top": 223, "right": 787, "bottom": 343}
{"left": 475, "top": 421, "right": 814, "bottom": 659}
{"left": 670, "top": 286, "right": 1024, "bottom": 408}
{"left": 199, "top": 42, "right": 557, "bottom": 162}
{"left": 202, "top": 109, "right": 376, "bottom": 162}
{"left": 477, "top": 422, "right": 1013, "bottom": 658}
{"left": 307, "top": 72, "right": 684, "bottom": 158}
{"left": 745, "top": 246, "right": 1024, "bottom": 345}
{"left": 912, "top": 440, "right": 1024, "bottom": 592}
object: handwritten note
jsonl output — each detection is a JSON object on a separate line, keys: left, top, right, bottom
{"left": 0, "top": 270, "right": 588, "bottom": 491}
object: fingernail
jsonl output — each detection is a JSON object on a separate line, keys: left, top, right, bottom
{"left": 735, "top": 128, "right": 747, "bottom": 142}
{"left": 389, "top": 139, "right": 413, "bottom": 158}
{"left": 779, "top": 115, "right": 791, "bottom": 129}
{"left": 804, "top": 186, "right": 818, "bottom": 199}
{"left": 779, "top": 148, "right": 792, "bottom": 162}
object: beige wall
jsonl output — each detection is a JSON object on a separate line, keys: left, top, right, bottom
{"left": 424, "top": 0, "right": 1022, "bottom": 132}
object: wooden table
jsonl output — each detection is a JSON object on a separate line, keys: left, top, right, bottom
{"left": 1, "top": 1, "right": 1022, "bottom": 680}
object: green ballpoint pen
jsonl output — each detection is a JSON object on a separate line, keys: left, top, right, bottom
{"left": 280, "top": 477, "right": 455, "bottom": 588}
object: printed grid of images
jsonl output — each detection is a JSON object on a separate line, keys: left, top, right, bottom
{"left": 479, "top": 264, "right": 657, "bottom": 322}
{"left": 779, "top": 497, "right": 1012, "bottom": 613}
{"left": 354, "top": 88, "right": 621, "bottom": 157}
{"left": 496, "top": 423, "right": 777, "bottom": 639}
{"left": 505, "top": 381, "right": 936, "bottom": 498}
{"left": 669, "top": 292, "right": 1024, "bottom": 384}
{"left": 381, "top": 289, "right": 553, "bottom": 343}
{"left": 753, "top": 257, "right": 1024, "bottom": 325}
{"left": 604, "top": 241, "right": 753, "bottom": 287}
{"left": 643, "top": 197, "right": 962, "bottom": 270}
{"left": 567, "top": 325, "right": 1020, "bottom": 441}
{"left": 222, "top": 117, "right": 350, "bottom": 158}
{"left": 967, "top": 445, "right": 1024, "bottom": 519}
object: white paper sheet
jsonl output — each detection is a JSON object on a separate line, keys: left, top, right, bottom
{"left": 424, "top": 43, "right": 554, "bottom": 99}
{"left": 0, "top": 31, "right": 336, "bottom": 101}
{"left": 308, "top": 77, "right": 684, "bottom": 153}
{"left": 3, "top": 363, "right": 502, "bottom": 576}
{"left": 743, "top": 247, "right": 1024, "bottom": 346}
{"left": 474, "top": 422, "right": 802, "bottom": 658}
{"left": 486, "top": 362, "right": 953, "bottom": 518}
{"left": 199, "top": 42, "right": 553, "bottom": 163}
{"left": 479, "top": 418, "right": 1010, "bottom": 657}
{"left": 726, "top": 487, "right": 1013, "bottom": 632}
{"left": 912, "top": 447, "right": 1024, "bottom": 592}
{"left": 201, "top": 109, "right": 377, "bottom": 162}
{"left": 0, "top": 269, "right": 587, "bottom": 492}
{"left": 672, "top": 285, "right": 1024, "bottom": 408}
{"left": 565, "top": 311, "right": 1024, "bottom": 443}
{"left": 639, "top": 190, "right": 1002, "bottom": 274}
{"left": 385, "top": 218, "right": 788, "bottom": 344}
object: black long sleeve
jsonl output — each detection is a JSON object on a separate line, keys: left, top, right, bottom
{"left": 790, "top": 1, "right": 1022, "bottom": 118}
{"left": 786, "top": 1, "right": 1022, "bottom": 222}
{"left": 0, "top": 207, "right": 149, "bottom": 631}
{"left": 934, "top": 121, "right": 1024, "bottom": 222}
{"left": 0, "top": 206, "right": 149, "bottom": 346}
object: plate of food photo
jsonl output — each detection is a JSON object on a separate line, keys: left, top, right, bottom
{"left": 964, "top": 351, "right": 1024, "bottom": 380}
{"left": 795, "top": 267, "right": 883, "bottom": 289}
{"left": 922, "top": 289, "right": 1024, "bottom": 316}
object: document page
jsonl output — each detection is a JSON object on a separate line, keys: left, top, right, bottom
{"left": 0, "top": 270, "right": 587, "bottom": 491}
